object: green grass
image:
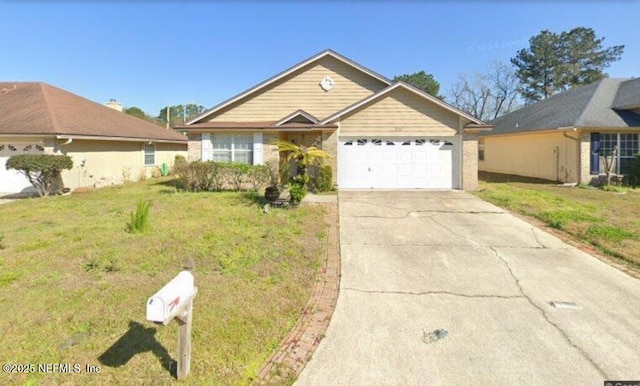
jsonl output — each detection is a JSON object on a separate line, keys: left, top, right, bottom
{"left": 474, "top": 174, "right": 640, "bottom": 268}
{"left": 0, "top": 178, "right": 326, "bottom": 385}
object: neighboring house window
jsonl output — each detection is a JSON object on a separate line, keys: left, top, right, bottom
{"left": 212, "top": 134, "right": 253, "bottom": 164}
{"left": 478, "top": 139, "right": 485, "bottom": 161}
{"left": 595, "top": 133, "right": 639, "bottom": 174}
{"left": 144, "top": 144, "right": 156, "bottom": 166}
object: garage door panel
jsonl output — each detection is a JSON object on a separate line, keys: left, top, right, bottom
{"left": 338, "top": 137, "right": 458, "bottom": 189}
{"left": 0, "top": 143, "right": 43, "bottom": 193}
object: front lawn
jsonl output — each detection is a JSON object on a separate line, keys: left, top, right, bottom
{"left": 474, "top": 173, "right": 640, "bottom": 269}
{"left": 0, "top": 178, "right": 326, "bottom": 385}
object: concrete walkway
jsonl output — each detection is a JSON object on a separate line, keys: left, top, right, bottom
{"left": 296, "top": 190, "right": 640, "bottom": 385}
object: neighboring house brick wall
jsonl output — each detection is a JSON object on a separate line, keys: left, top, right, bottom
{"left": 187, "top": 133, "right": 202, "bottom": 161}
{"left": 462, "top": 132, "right": 478, "bottom": 190}
{"left": 338, "top": 89, "right": 459, "bottom": 135}
{"left": 210, "top": 56, "right": 388, "bottom": 122}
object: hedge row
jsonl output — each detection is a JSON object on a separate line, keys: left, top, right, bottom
{"left": 173, "top": 159, "right": 271, "bottom": 192}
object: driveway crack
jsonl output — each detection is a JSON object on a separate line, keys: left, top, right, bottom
{"left": 343, "top": 287, "right": 524, "bottom": 299}
{"left": 488, "top": 246, "right": 609, "bottom": 379}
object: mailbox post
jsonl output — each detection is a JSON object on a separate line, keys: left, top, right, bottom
{"left": 146, "top": 259, "right": 197, "bottom": 380}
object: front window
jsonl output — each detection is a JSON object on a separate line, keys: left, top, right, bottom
{"left": 212, "top": 134, "right": 253, "bottom": 164}
{"left": 478, "top": 139, "right": 485, "bottom": 161}
{"left": 144, "top": 144, "right": 155, "bottom": 166}
{"left": 597, "top": 133, "right": 639, "bottom": 174}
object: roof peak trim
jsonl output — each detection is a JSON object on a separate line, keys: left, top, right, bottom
{"left": 320, "top": 81, "right": 486, "bottom": 125}
{"left": 275, "top": 109, "right": 319, "bottom": 126}
{"left": 185, "top": 49, "right": 392, "bottom": 125}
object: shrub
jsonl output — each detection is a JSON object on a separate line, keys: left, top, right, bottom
{"left": 289, "top": 174, "right": 308, "bottom": 205}
{"left": 625, "top": 154, "right": 640, "bottom": 188}
{"left": 6, "top": 154, "right": 73, "bottom": 196}
{"left": 226, "top": 163, "right": 251, "bottom": 191}
{"left": 127, "top": 200, "right": 152, "bottom": 233}
{"left": 309, "top": 164, "right": 333, "bottom": 193}
{"left": 174, "top": 161, "right": 212, "bottom": 191}
{"left": 247, "top": 165, "right": 270, "bottom": 191}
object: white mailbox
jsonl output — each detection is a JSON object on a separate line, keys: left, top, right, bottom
{"left": 146, "top": 271, "right": 196, "bottom": 324}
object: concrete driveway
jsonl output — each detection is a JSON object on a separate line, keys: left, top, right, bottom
{"left": 296, "top": 190, "right": 640, "bottom": 385}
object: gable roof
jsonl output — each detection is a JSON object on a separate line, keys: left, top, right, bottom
{"left": 275, "top": 109, "right": 319, "bottom": 126}
{"left": 486, "top": 78, "right": 640, "bottom": 136}
{"left": 0, "top": 82, "right": 186, "bottom": 143}
{"left": 320, "top": 81, "right": 487, "bottom": 126}
{"left": 186, "top": 49, "right": 393, "bottom": 125}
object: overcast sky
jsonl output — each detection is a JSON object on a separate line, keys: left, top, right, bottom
{"left": 1, "top": 0, "right": 637, "bottom": 116}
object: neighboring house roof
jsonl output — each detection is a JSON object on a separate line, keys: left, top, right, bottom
{"left": 486, "top": 78, "right": 640, "bottom": 136}
{"left": 613, "top": 77, "right": 640, "bottom": 110}
{"left": 0, "top": 82, "right": 187, "bottom": 143}
{"left": 186, "top": 49, "right": 393, "bottom": 125}
{"left": 320, "top": 81, "right": 488, "bottom": 126}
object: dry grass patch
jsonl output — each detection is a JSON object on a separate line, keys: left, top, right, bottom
{"left": 0, "top": 178, "right": 325, "bottom": 385}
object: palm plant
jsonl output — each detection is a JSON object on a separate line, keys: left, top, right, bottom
{"left": 272, "top": 139, "right": 331, "bottom": 204}
{"left": 272, "top": 139, "right": 331, "bottom": 179}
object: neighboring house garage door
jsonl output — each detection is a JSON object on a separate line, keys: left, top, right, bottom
{"left": 338, "top": 137, "right": 459, "bottom": 189}
{"left": 0, "top": 143, "right": 44, "bottom": 194}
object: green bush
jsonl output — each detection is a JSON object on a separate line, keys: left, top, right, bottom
{"left": 289, "top": 175, "right": 308, "bottom": 205}
{"left": 127, "top": 200, "right": 152, "bottom": 233}
{"left": 173, "top": 161, "right": 272, "bottom": 192}
{"left": 174, "top": 161, "right": 214, "bottom": 192}
{"left": 625, "top": 154, "right": 640, "bottom": 188}
{"left": 247, "top": 165, "right": 270, "bottom": 191}
{"left": 226, "top": 163, "right": 251, "bottom": 191}
{"left": 6, "top": 154, "right": 72, "bottom": 196}
{"left": 309, "top": 165, "right": 333, "bottom": 192}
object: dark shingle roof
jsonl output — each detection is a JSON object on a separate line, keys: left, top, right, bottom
{"left": 0, "top": 82, "right": 187, "bottom": 143}
{"left": 613, "top": 78, "right": 640, "bottom": 109}
{"left": 486, "top": 78, "right": 640, "bottom": 136}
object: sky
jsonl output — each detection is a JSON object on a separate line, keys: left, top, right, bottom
{"left": 0, "top": 0, "right": 638, "bottom": 117}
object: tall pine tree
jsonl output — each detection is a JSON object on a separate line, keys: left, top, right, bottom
{"left": 511, "top": 28, "right": 624, "bottom": 103}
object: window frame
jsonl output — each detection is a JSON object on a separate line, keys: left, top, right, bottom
{"left": 211, "top": 134, "right": 254, "bottom": 164}
{"left": 597, "top": 132, "right": 639, "bottom": 175}
{"left": 144, "top": 143, "right": 156, "bottom": 166}
{"left": 478, "top": 139, "right": 485, "bottom": 161}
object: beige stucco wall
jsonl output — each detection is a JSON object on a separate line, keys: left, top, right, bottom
{"left": 55, "top": 140, "right": 187, "bottom": 190}
{"left": 211, "top": 56, "right": 388, "bottom": 122}
{"left": 338, "top": 88, "right": 460, "bottom": 136}
{"left": 479, "top": 131, "right": 580, "bottom": 182}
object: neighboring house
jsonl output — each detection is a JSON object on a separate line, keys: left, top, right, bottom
{"left": 0, "top": 82, "right": 187, "bottom": 194}
{"left": 479, "top": 78, "right": 640, "bottom": 183}
{"left": 175, "top": 50, "right": 491, "bottom": 190}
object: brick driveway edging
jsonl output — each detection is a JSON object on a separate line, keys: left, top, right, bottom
{"left": 257, "top": 199, "right": 340, "bottom": 384}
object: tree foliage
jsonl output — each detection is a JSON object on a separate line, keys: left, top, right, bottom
{"left": 393, "top": 71, "right": 443, "bottom": 99}
{"left": 511, "top": 27, "right": 624, "bottom": 103}
{"left": 272, "top": 139, "right": 331, "bottom": 205}
{"left": 6, "top": 154, "right": 73, "bottom": 196}
{"left": 157, "top": 103, "right": 206, "bottom": 128}
{"left": 124, "top": 106, "right": 148, "bottom": 120}
{"left": 450, "top": 61, "right": 522, "bottom": 121}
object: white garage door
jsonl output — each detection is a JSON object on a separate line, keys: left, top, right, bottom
{"left": 0, "top": 143, "right": 44, "bottom": 194}
{"left": 338, "top": 137, "right": 458, "bottom": 189}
